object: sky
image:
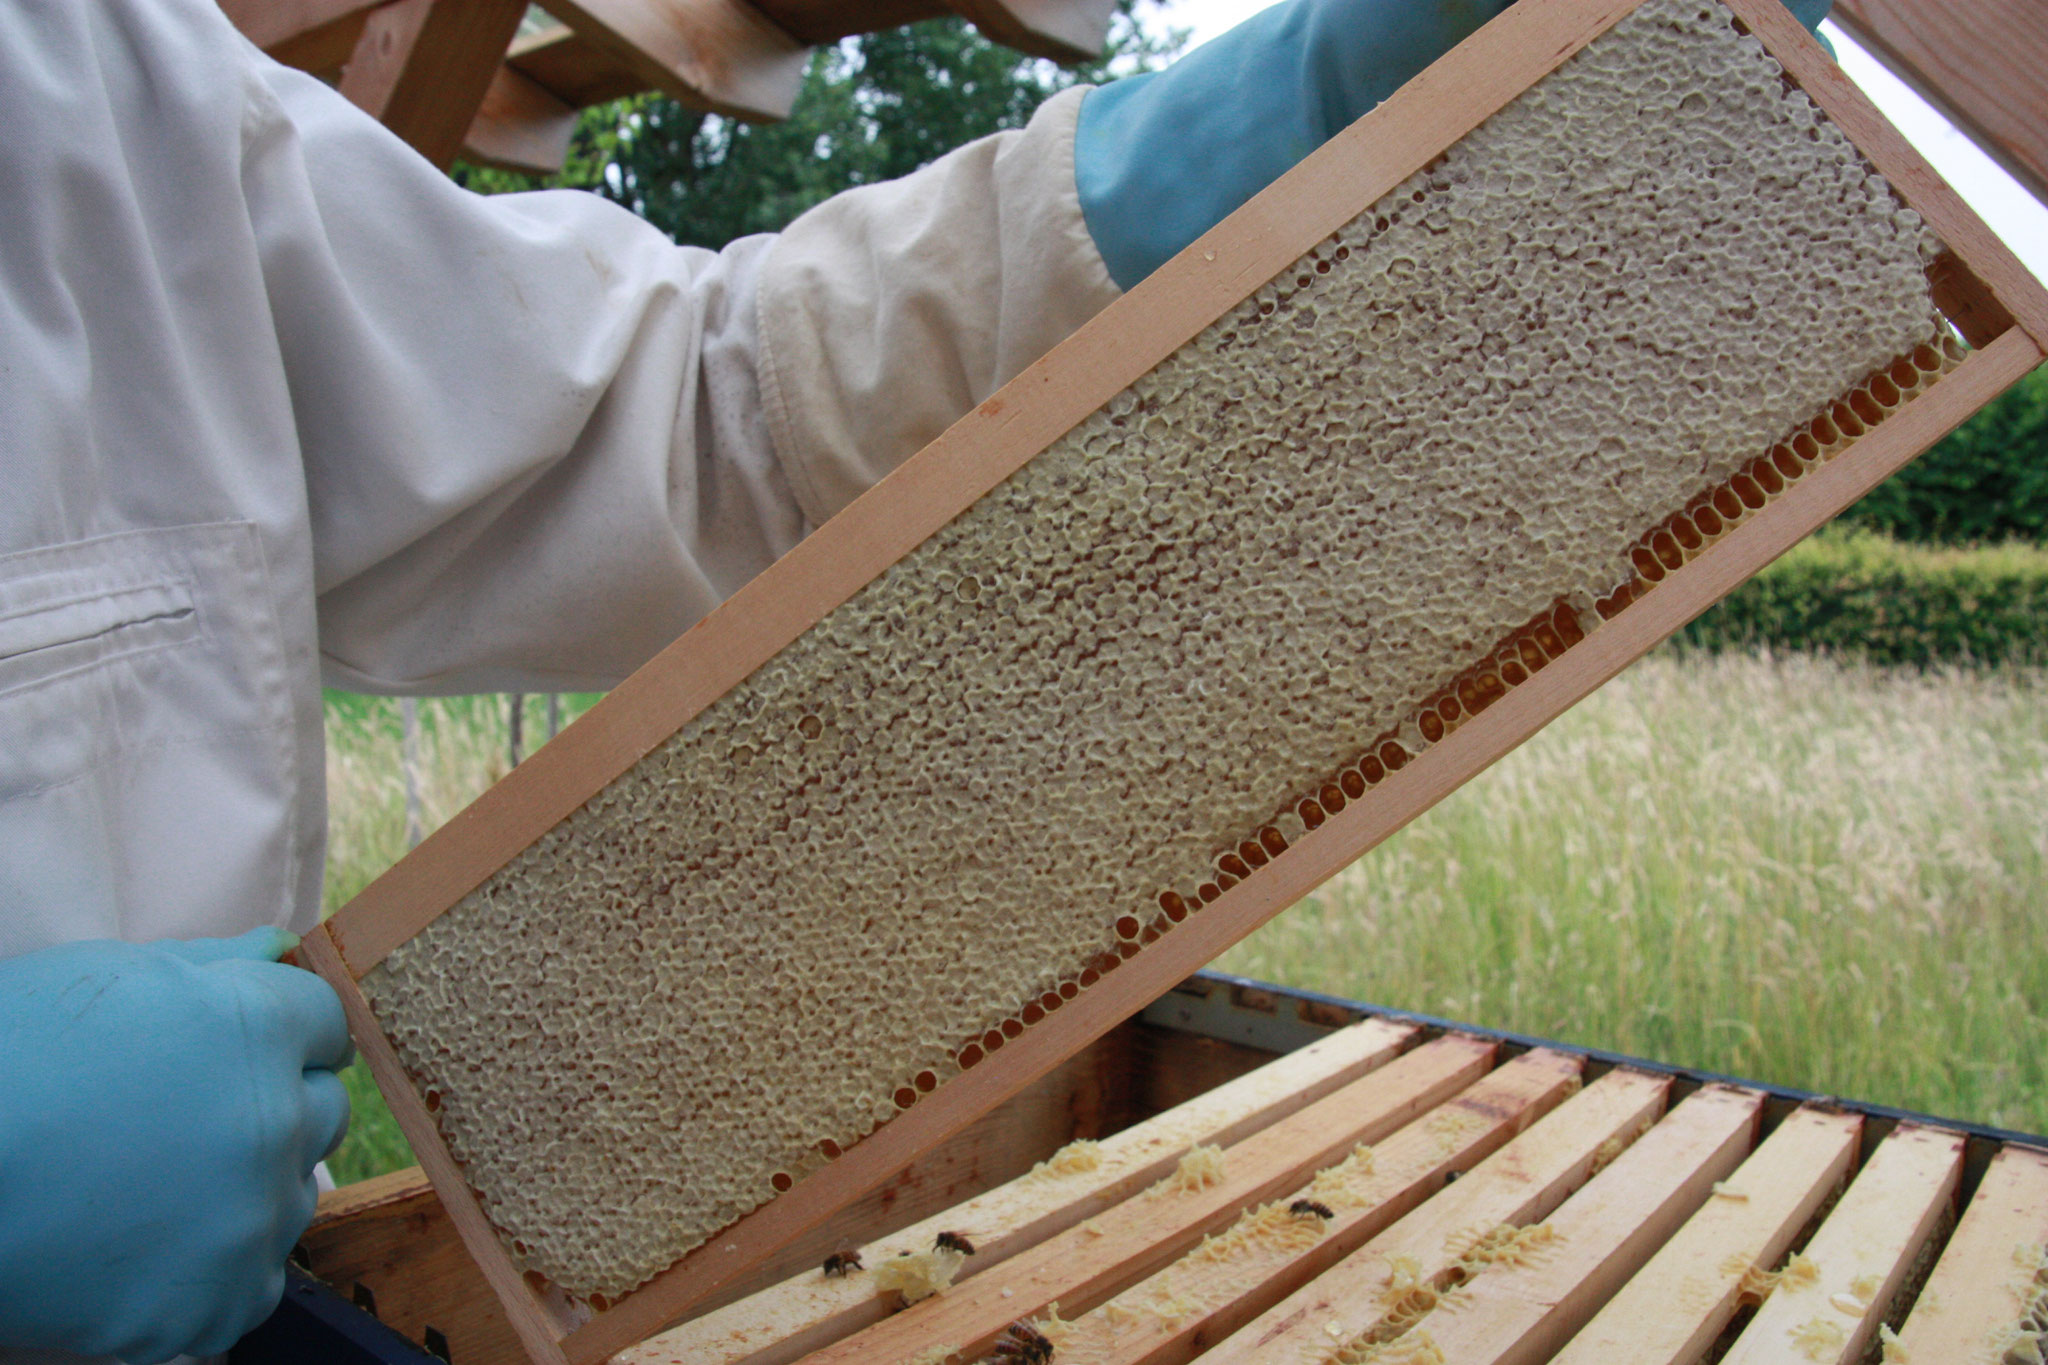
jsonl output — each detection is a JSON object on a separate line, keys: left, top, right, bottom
{"left": 1146, "top": 2, "right": 2048, "bottom": 287}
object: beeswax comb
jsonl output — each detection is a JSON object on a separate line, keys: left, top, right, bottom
{"left": 302, "top": 0, "right": 2048, "bottom": 1358}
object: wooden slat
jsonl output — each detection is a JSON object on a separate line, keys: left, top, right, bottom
{"left": 1721, "top": 0, "right": 2048, "bottom": 351}
{"left": 1719, "top": 1124, "right": 1965, "bottom": 1365}
{"left": 1549, "top": 1106, "right": 1864, "bottom": 1365}
{"left": 625, "top": 1019, "right": 1417, "bottom": 1365}
{"left": 217, "top": 0, "right": 384, "bottom": 73}
{"left": 1202, "top": 1067, "right": 1674, "bottom": 1365}
{"left": 1400, "top": 1085, "right": 1764, "bottom": 1365}
{"left": 537, "top": 0, "right": 810, "bottom": 122}
{"left": 1051, "top": 1050, "right": 1587, "bottom": 1365}
{"left": 338, "top": 0, "right": 530, "bottom": 170}
{"left": 1892, "top": 1143, "right": 2048, "bottom": 1364}
{"left": 1831, "top": 0, "right": 2048, "bottom": 211}
{"left": 945, "top": 0, "right": 1117, "bottom": 63}
{"left": 783, "top": 1036, "right": 1496, "bottom": 1365}
{"left": 461, "top": 64, "right": 580, "bottom": 176}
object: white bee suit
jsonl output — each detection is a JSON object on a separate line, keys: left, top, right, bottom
{"left": 0, "top": 0, "right": 1115, "bottom": 1357}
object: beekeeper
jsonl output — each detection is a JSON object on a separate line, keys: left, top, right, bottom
{"left": 0, "top": 0, "right": 1830, "bottom": 1359}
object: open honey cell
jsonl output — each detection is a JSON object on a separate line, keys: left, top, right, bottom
{"left": 304, "top": 0, "right": 2047, "bottom": 1352}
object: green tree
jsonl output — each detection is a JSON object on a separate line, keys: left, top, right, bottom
{"left": 456, "top": 6, "right": 1181, "bottom": 249}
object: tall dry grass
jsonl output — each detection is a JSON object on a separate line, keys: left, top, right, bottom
{"left": 321, "top": 693, "right": 589, "bottom": 1180}
{"left": 321, "top": 652, "right": 2048, "bottom": 1180}
{"left": 1218, "top": 649, "right": 2048, "bottom": 1135}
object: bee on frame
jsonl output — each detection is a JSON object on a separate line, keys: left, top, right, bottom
{"left": 991, "top": 1320, "right": 1054, "bottom": 1363}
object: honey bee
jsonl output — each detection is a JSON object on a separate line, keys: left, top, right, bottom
{"left": 821, "top": 1249, "right": 862, "bottom": 1277}
{"left": 934, "top": 1230, "right": 976, "bottom": 1256}
{"left": 990, "top": 1320, "right": 1054, "bottom": 1363}
{"left": 1289, "top": 1199, "right": 1335, "bottom": 1220}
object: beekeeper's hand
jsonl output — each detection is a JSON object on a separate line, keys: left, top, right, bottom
{"left": 1075, "top": 0, "right": 1834, "bottom": 290}
{"left": 0, "top": 928, "right": 351, "bottom": 1363}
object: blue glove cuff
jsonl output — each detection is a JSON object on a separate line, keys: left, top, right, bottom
{"left": 1077, "top": 0, "right": 1514, "bottom": 291}
{"left": 1077, "top": 0, "right": 1833, "bottom": 292}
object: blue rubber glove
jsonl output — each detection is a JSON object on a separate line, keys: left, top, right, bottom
{"left": 1076, "top": 0, "right": 1835, "bottom": 290}
{"left": 0, "top": 928, "right": 352, "bottom": 1362}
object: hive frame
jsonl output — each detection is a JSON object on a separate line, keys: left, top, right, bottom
{"left": 301, "top": 0, "right": 2048, "bottom": 1357}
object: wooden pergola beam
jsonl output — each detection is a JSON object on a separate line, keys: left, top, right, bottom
{"left": 461, "top": 64, "right": 581, "bottom": 178}
{"left": 338, "top": 0, "right": 531, "bottom": 170}
{"left": 744, "top": 0, "right": 1114, "bottom": 61}
{"left": 536, "top": 0, "right": 811, "bottom": 123}
{"left": 219, "top": 0, "right": 1115, "bottom": 176}
{"left": 746, "top": 0, "right": 953, "bottom": 45}
{"left": 504, "top": 24, "right": 651, "bottom": 111}
{"left": 217, "top": 0, "right": 383, "bottom": 74}
{"left": 1830, "top": 0, "right": 2048, "bottom": 210}
{"left": 945, "top": 0, "right": 1117, "bottom": 63}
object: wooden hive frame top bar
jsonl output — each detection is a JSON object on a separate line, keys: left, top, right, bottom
{"left": 303, "top": 0, "right": 2048, "bottom": 1358}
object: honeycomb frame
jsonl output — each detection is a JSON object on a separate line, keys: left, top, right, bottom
{"left": 300, "top": 0, "right": 2048, "bottom": 1358}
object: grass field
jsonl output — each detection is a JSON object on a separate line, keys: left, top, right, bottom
{"left": 320, "top": 651, "right": 2048, "bottom": 1183}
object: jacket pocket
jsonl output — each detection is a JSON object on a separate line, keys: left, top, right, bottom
{"left": 0, "top": 524, "right": 303, "bottom": 949}
{"left": 0, "top": 579, "right": 198, "bottom": 692}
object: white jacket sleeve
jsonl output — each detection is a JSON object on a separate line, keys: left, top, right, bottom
{"left": 271, "top": 63, "right": 1120, "bottom": 695}
{"left": 757, "top": 88, "right": 1121, "bottom": 524}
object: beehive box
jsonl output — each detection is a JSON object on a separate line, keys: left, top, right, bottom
{"left": 298, "top": 0, "right": 2048, "bottom": 1357}
{"left": 298, "top": 975, "right": 2048, "bottom": 1365}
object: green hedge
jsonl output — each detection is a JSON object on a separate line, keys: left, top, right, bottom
{"left": 1676, "top": 530, "right": 2048, "bottom": 666}
{"left": 1840, "top": 363, "right": 2048, "bottom": 545}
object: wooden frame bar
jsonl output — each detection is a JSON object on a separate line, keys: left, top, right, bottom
{"left": 1717, "top": 1124, "right": 1964, "bottom": 1365}
{"left": 1201, "top": 1068, "right": 1676, "bottom": 1365}
{"left": 1404, "top": 1086, "right": 1767, "bottom": 1365}
{"left": 946, "top": 0, "right": 1118, "bottom": 63}
{"left": 1046, "top": 1049, "right": 1587, "bottom": 1365}
{"left": 1891, "top": 1143, "right": 2048, "bottom": 1361}
{"left": 304, "top": 0, "right": 2048, "bottom": 1356}
{"left": 632, "top": 1018, "right": 1417, "bottom": 1364}
{"left": 790, "top": 1036, "right": 1495, "bottom": 1365}
{"left": 218, "top": 0, "right": 385, "bottom": 74}
{"left": 460, "top": 65, "right": 580, "bottom": 177}
{"left": 1549, "top": 1106, "right": 1864, "bottom": 1365}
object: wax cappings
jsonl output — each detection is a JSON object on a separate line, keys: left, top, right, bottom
{"left": 363, "top": 0, "right": 1947, "bottom": 1298}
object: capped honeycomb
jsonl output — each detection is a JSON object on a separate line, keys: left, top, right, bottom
{"left": 360, "top": 0, "right": 1952, "bottom": 1300}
